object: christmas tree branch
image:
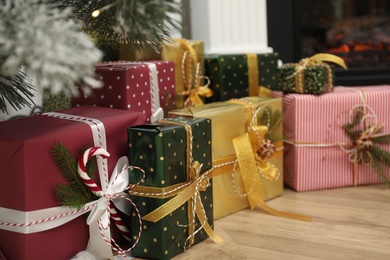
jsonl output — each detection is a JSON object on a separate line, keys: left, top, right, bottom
{"left": 52, "top": 0, "right": 181, "bottom": 52}
{"left": 52, "top": 143, "right": 99, "bottom": 209}
{"left": 0, "top": 71, "right": 35, "bottom": 113}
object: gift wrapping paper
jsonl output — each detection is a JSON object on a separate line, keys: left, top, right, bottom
{"left": 275, "top": 53, "right": 347, "bottom": 94}
{"left": 276, "top": 63, "right": 334, "bottom": 94}
{"left": 0, "top": 106, "right": 145, "bottom": 260}
{"left": 169, "top": 97, "right": 284, "bottom": 219}
{"left": 127, "top": 117, "right": 214, "bottom": 259}
{"left": 162, "top": 39, "right": 206, "bottom": 108}
{"left": 204, "top": 53, "right": 279, "bottom": 102}
{"left": 276, "top": 86, "right": 390, "bottom": 191}
{"left": 72, "top": 60, "right": 176, "bottom": 122}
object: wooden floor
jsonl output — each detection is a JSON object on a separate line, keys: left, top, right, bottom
{"left": 172, "top": 185, "right": 390, "bottom": 260}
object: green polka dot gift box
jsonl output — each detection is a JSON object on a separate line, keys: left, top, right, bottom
{"left": 127, "top": 117, "right": 218, "bottom": 259}
{"left": 275, "top": 53, "right": 347, "bottom": 95}
{"left": 205, "top": 53, "right": 279, "bottom": 102}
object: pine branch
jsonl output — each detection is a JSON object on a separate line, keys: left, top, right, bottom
{"left": 51, "top": 0, "right": 181, "bottom": 52}
{"left": 55, "top": 185, "right": 96, "bottom": 209}
{"left": 372, "top": 135, "right": 390, "bottom": 144}
{"left": 52, "top": 143, "right": 99, "bottom": 209}
{"left": 371, "top": 156, "right": 390, "bottom": 188}
{"left": 0, "top": 70, "right": 35, "bottom": 113}
{"left": 1, "top": 0, "right": 102, "bottom": 99}
{"left": 370, "top": 145, "right": 390, "bottom": 166}
{"left": 342, "top": 114, "right": 362, "bottom": 133}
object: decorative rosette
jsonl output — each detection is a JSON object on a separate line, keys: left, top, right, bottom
{"left": 341, "top": 105, "right": 390, "bottom": 187}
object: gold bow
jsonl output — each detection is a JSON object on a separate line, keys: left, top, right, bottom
{"left": 174, "top": 38, "right": 213, "bottom": 107}
{"left": 213, "top": 100, "right": 312, "bottom": 221}
{"left": 288, "top": 53, "right": 347, "bottom": 93}
{"left": 128, "top": 119, "right": 223, "bottom": 247}
{"left": 181, "top": 80, "right": 213, "bottom": 107}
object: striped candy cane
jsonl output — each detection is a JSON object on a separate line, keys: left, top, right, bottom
{"left": 78, "top": 147, "right": 142, "bottom": 255}
{"left": 78, "top": 147, "right": 109, "bottom": 197}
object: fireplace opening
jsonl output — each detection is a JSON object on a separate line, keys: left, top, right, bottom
{"left": 267, "top": 0, "right": 390, "bottom": 86}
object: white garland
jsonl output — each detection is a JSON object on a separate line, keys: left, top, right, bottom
{"left": 0, "top": 0, "right": 103, "bottom": 96}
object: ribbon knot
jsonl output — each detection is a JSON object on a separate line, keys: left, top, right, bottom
{"left": 134, "top": 119, "right": 223, "bottom": 246}
{"left": 345, "top": 123, "right": 383, "bottom": 165}
{"left": 78, "top": 147, "right": 144, "bottom": 258}
{"left": 225, "top": 101, "right": 282, "bottom": 209}
{"left": 189, "top": 161, "right": 209, "bottom": 191}
{"left": 284, "top": 53, "right": 347, "bottom": 93}
{"left": 337, "top": 102, "right": 390, "bottom": 187}
{"left": 174, "top": 38, "right": 213, "bottom": 107}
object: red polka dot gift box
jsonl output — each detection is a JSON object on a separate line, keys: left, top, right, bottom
{"left": 72, "top": 61, "right": 176, "bottom": 123}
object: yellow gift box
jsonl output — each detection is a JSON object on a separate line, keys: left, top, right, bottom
{"left": 169, "top": 96, "right": 284, "bottom": 219}
{"left": 162, "top": 39, "right": 208, "bottom": 108}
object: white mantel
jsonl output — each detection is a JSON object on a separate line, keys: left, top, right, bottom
{"left": 189, "top": 0, "right": 273, "bottom": 54}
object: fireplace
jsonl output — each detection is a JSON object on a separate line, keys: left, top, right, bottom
{"left": 267, "top": 0, "right": 390, "bottom": 86}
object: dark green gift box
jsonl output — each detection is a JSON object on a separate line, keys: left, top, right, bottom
{"left": 275, "top": 62, "right": 335, "bottom": 94}
{"left": 127, "top": 117, "right": 213, "bottom": 260}
{"left": 274, "top": 54, "right": 347, "bottom": 95}
{"left": 205, "top": 53, "right": 279, "bottom": 102}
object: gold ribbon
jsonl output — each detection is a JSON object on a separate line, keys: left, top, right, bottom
{"left": 247, "top": 54, "right": 274, "bottom": 97}
{"left": 174, "top": 38, "right": 213, "bottom": 107}
{"left": 213, "top": 99, "right": 312, "bottom": 221}
{"left": 128, "top": 118, "right": 223, "bottom": 246}
{"left": 288, "top": 53, "right": 347, "bottom": 93}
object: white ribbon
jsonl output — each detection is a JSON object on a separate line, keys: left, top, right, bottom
{"left": 0, "top": 113, "right": 132, "bottom": 259}
{"left": 86, "top": 156, "right": 132, "bottom": 259}
{"left": 0, "top": 156, "right": 130, "bottom": 259}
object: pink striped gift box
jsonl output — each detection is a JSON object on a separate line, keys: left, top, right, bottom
{"left": 275, "top": 86, "right": 390, "bottom": 191}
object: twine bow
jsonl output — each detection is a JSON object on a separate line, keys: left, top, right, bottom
{"left": 339, "top": 104, "right": 390, "bottom": 186}
{"left": 175, "top": 38, "right": 213, "bottom": 107}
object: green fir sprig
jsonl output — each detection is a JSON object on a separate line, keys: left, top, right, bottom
{"left": 51, "top": 143, "right": 99, "bottom": 209}
{"left": 342, "top": 111, "right": 390, "bottom": 187}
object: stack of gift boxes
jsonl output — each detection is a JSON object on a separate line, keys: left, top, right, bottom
{"left": 0, "top": 38, "right": 389, "bottom": 260}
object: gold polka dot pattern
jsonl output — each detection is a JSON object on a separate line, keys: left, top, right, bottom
{"left": 205, "top": 53, "right": 279, "bottom": 102}
{"left": 127, "top": 116, "right": 213, "bottom": 259}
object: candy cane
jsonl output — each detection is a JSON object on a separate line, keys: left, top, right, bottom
{"left": 77, "top": 147, "right": 133, "bottom": 247}
{"left": 77, "top": 147, "right": 109, "bottom": 197}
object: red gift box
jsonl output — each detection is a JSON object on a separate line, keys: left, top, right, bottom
{"left": 276, "top": 86, "right": 390, "bottom": 191}
{"left": 72, "top": 61, "right": 176, "bottom": 123}
{"left": 0, "top": 106, "right": 145, "bottom": 260}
